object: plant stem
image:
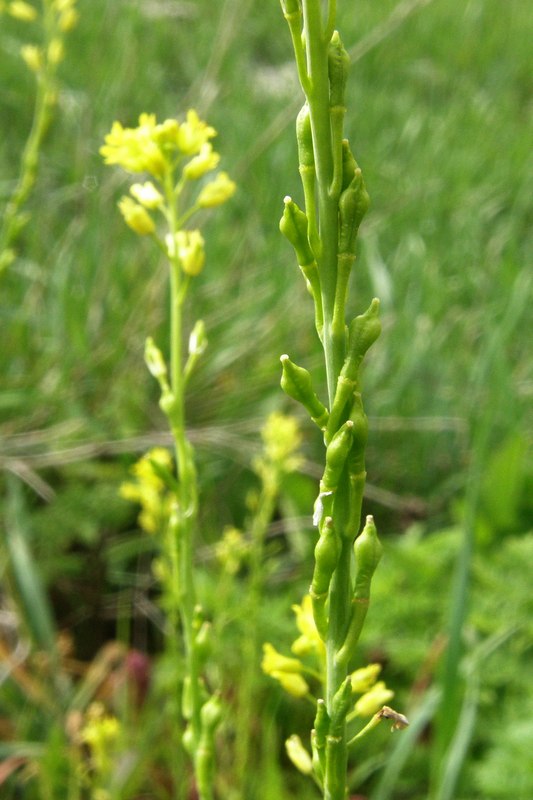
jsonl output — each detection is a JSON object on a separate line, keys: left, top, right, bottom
{"left": 301, "top": 0, "right": 345, "bottom": 402}
{"left": 163, "top": 176, "right": 209, "bottom": 798}
{"left": 281, "top": 2, "right": 380, "bottom": 798}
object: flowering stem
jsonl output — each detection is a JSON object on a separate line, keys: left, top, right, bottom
{"left": 162, "top": 177, "right": 211, "bottom": 797}
{"left": 279, "top": 1, "right": 383, "bottom": 798}
{"left": 0, "top": 0, "right": 76, "bottom": 276}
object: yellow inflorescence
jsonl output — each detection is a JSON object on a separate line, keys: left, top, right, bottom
{"left": 101, "top": 110, "right": 236, "bottom": 278}
{"left": 120, "top": 448, "right": 173, "bottom": 535}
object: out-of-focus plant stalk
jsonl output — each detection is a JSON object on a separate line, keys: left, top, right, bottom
{"left": 0, "top": 0, "right": 79, "bottom": 276}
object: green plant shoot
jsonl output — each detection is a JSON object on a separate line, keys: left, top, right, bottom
{"left": 275, "top": 1, "right": 408, "bottom": 797}
{"left": 0, "top": 0, "right": 79, "bottom": 276}
{"left": 101, "top": 110, "right": 235, "bottom": 800}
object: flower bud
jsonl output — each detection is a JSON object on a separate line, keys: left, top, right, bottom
{"left": 183, "top": 143, "right": 220, "bottom": 179}
{"left": 118, "top": 196, "right": 155, "bottom": 235}
{"left": 9, "top": 1, "right": 37, "bottom": 21}
{"left": 130, "top": 181, "right": 163, "bottom": 209}
{"left": 285, "top": 735, "right": 313, "bottom": 775}
{"left": 175, "top": 229, "right": 205, "bottom": 276}
{"left": 20, "top": 44, "right": 43, "bottom": 72}
{"left": 197, "top": 171, "right": 236, "bottom": 207}
{"left": 144, "top": 337, "right": 168, "bottom": 381}
{"left": 188, "top": 319, "right": 207, "bottom": 357}
{"left": 354, "top": 681, "right": 394, "bottom": 718}
{"left": 349, "top": 663, "right": 382, "bottom": 694}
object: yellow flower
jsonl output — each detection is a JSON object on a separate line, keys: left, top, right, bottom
{"left": 349, "top": 663, "right": 382, "bottom": 694}
{"left": 174, "top": 229, "right": 205, "bottom": 276}
{"left": 262, "top": 643, "right": 303, "bottom": 675}
{"left": 177, "top": 109, "right": 216, "bottom": 155}
{"left": 20, "top": 44, "right": 42, "bottom": 72}
{"left": 353, "top": 681, "right": 394, "bottom": 718}
{"left": 291, "top": 595, "right": 324, "bottom": 657}
{"left": 100, "top": 116, "right": 167, "bottom": 177}
{"left": 261, "top": 412, "right": 303, "bottom": 471}
{"left": 118, "top": 196, "right": 155, "bottom": 235}
{"left": 58, "top": 6, "right": 78, "bottom": 32}
{"left": 130, "top": 181, "right": 163, "bottom": 209}
{"left": 120, "top": 448, "right": 173, "bottom": 535}
{"left": 47, "top": 38, "right": 64, "bottom": 65}
{"left": 197, "top": 171, "right": 236, "bottom": 208}
{"left": 80, "top": 702, "right": 121, "bottom": 777}
{"left": 8, "top": 1, "right": 37, "bottom": 21}
{"left": 285, "top": 735, "right": 313, "bottom": 775}
{"left": 215, "top": 527, "right": 249, "bottom": 576}
{"left": 183, "top": 143, "right": 220, "bottom": 179}
{"left": 262, "top": 644, "right": 309, "bottom": 697}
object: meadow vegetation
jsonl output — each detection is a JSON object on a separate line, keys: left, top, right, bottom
{"left": 1, "top": 1, "right": 532, "bottom": 798}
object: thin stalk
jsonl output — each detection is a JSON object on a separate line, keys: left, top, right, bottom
{"left": 163, "top": 175, "right": 207, "bottom": 798}
{"left": 235, "top": 479, "right": 278, "bottom": 795}
{"left": 0, "top": 0, "right": 64, "bottom": 276}
{"left": 301, "top": 0, "right": 345, "bottom": 401}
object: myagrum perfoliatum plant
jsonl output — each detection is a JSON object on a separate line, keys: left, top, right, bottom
{"left": 101, "top": 111, "right": 235, "bottom": 800}
{"left": 267, "top": 1, "right": 409, "bottom": 796}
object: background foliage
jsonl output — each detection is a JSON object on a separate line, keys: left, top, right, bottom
{"left": 1, "top": 0, "right": 532, "bottom": 798}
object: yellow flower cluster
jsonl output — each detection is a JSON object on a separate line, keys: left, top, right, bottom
{"left": 120, "top": 448, "right": 173, "bottom": 535}
{"left": 215, "top": 526, "right": 251, "bottom": 576}
{"left": 262, "top": 594, "right": 394, "bottom": 717}
{"left": 6, "top": 0, "right": 78, "bottom": 72}
{"left": 80, "top": 702, "right": 121, "bottom": 778}
{"left": 100, "top": 110, "right": 236, "bottom": 277}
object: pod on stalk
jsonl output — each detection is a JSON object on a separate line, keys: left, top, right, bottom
{"left": 280, "top": 354, "right": 329, "bottom": 429}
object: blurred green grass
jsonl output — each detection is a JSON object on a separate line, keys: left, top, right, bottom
{"left": 1, "top": 1, "right": 532, "bottom": 797}
{"left": 1, "top": 0, "right": 530, "bottom": 516}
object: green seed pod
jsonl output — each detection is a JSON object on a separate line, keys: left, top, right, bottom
{"left": 353, "top": 515, "right": 383, "bottom": 598}
{"left": 279, "top": 196, "right": 315, "bottom": 266}
{"left": 341, "top": 140, "right": 357, "bottom": 193}
{"left": 330, "top": 677, "right": 353, "bottom": 733}
{"left": 328, "top": 31, "right": 350, "bottom": 109}
{"left": 349, "top": 393, "right": 368, "bottom": 455}
{"left": 182, "top": 724, "right": 195, "bottom": 755}
{"left": 321, "top": 420, "right": 354, "bottom": 491}
{"left": 200, "top": 693, "right": 223, "bottom": 736}
{"left": 312, "top": 699, "right": 329, "bottom": 781}
{"left": 347, "top": 298, "right": 381, "bottom": 371}
{"left": 182, "top": 676, "right": 193, "bottom": 720}
{"left": 280, "top": 354, "right": 329, "bottom": 429}
{"left": 296, "top": 103, "right": 314, "bottom": 169}
{"left": 338, "top": 168, "right": 370, "bottom": 255}
{"left": 194, "top": 621, "right": 212, "bottom": 668}
{"left": 311, "top": 517, "right": 340, "bottom": 596}
{"left": 280, "top": 0, "right": 301, "bottom": 18}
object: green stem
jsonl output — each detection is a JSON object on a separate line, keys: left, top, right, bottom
{"left": 164, "top": 174, "right": 210, "bottom": 799}
{"left": 0, "top": 2, "right": 61, "bottom": 276}
{"left": 301, "top": 0, "right": 344, "bottom": 402}
{"left": 235, "top": 477, "right": 277, "bottom": 795}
